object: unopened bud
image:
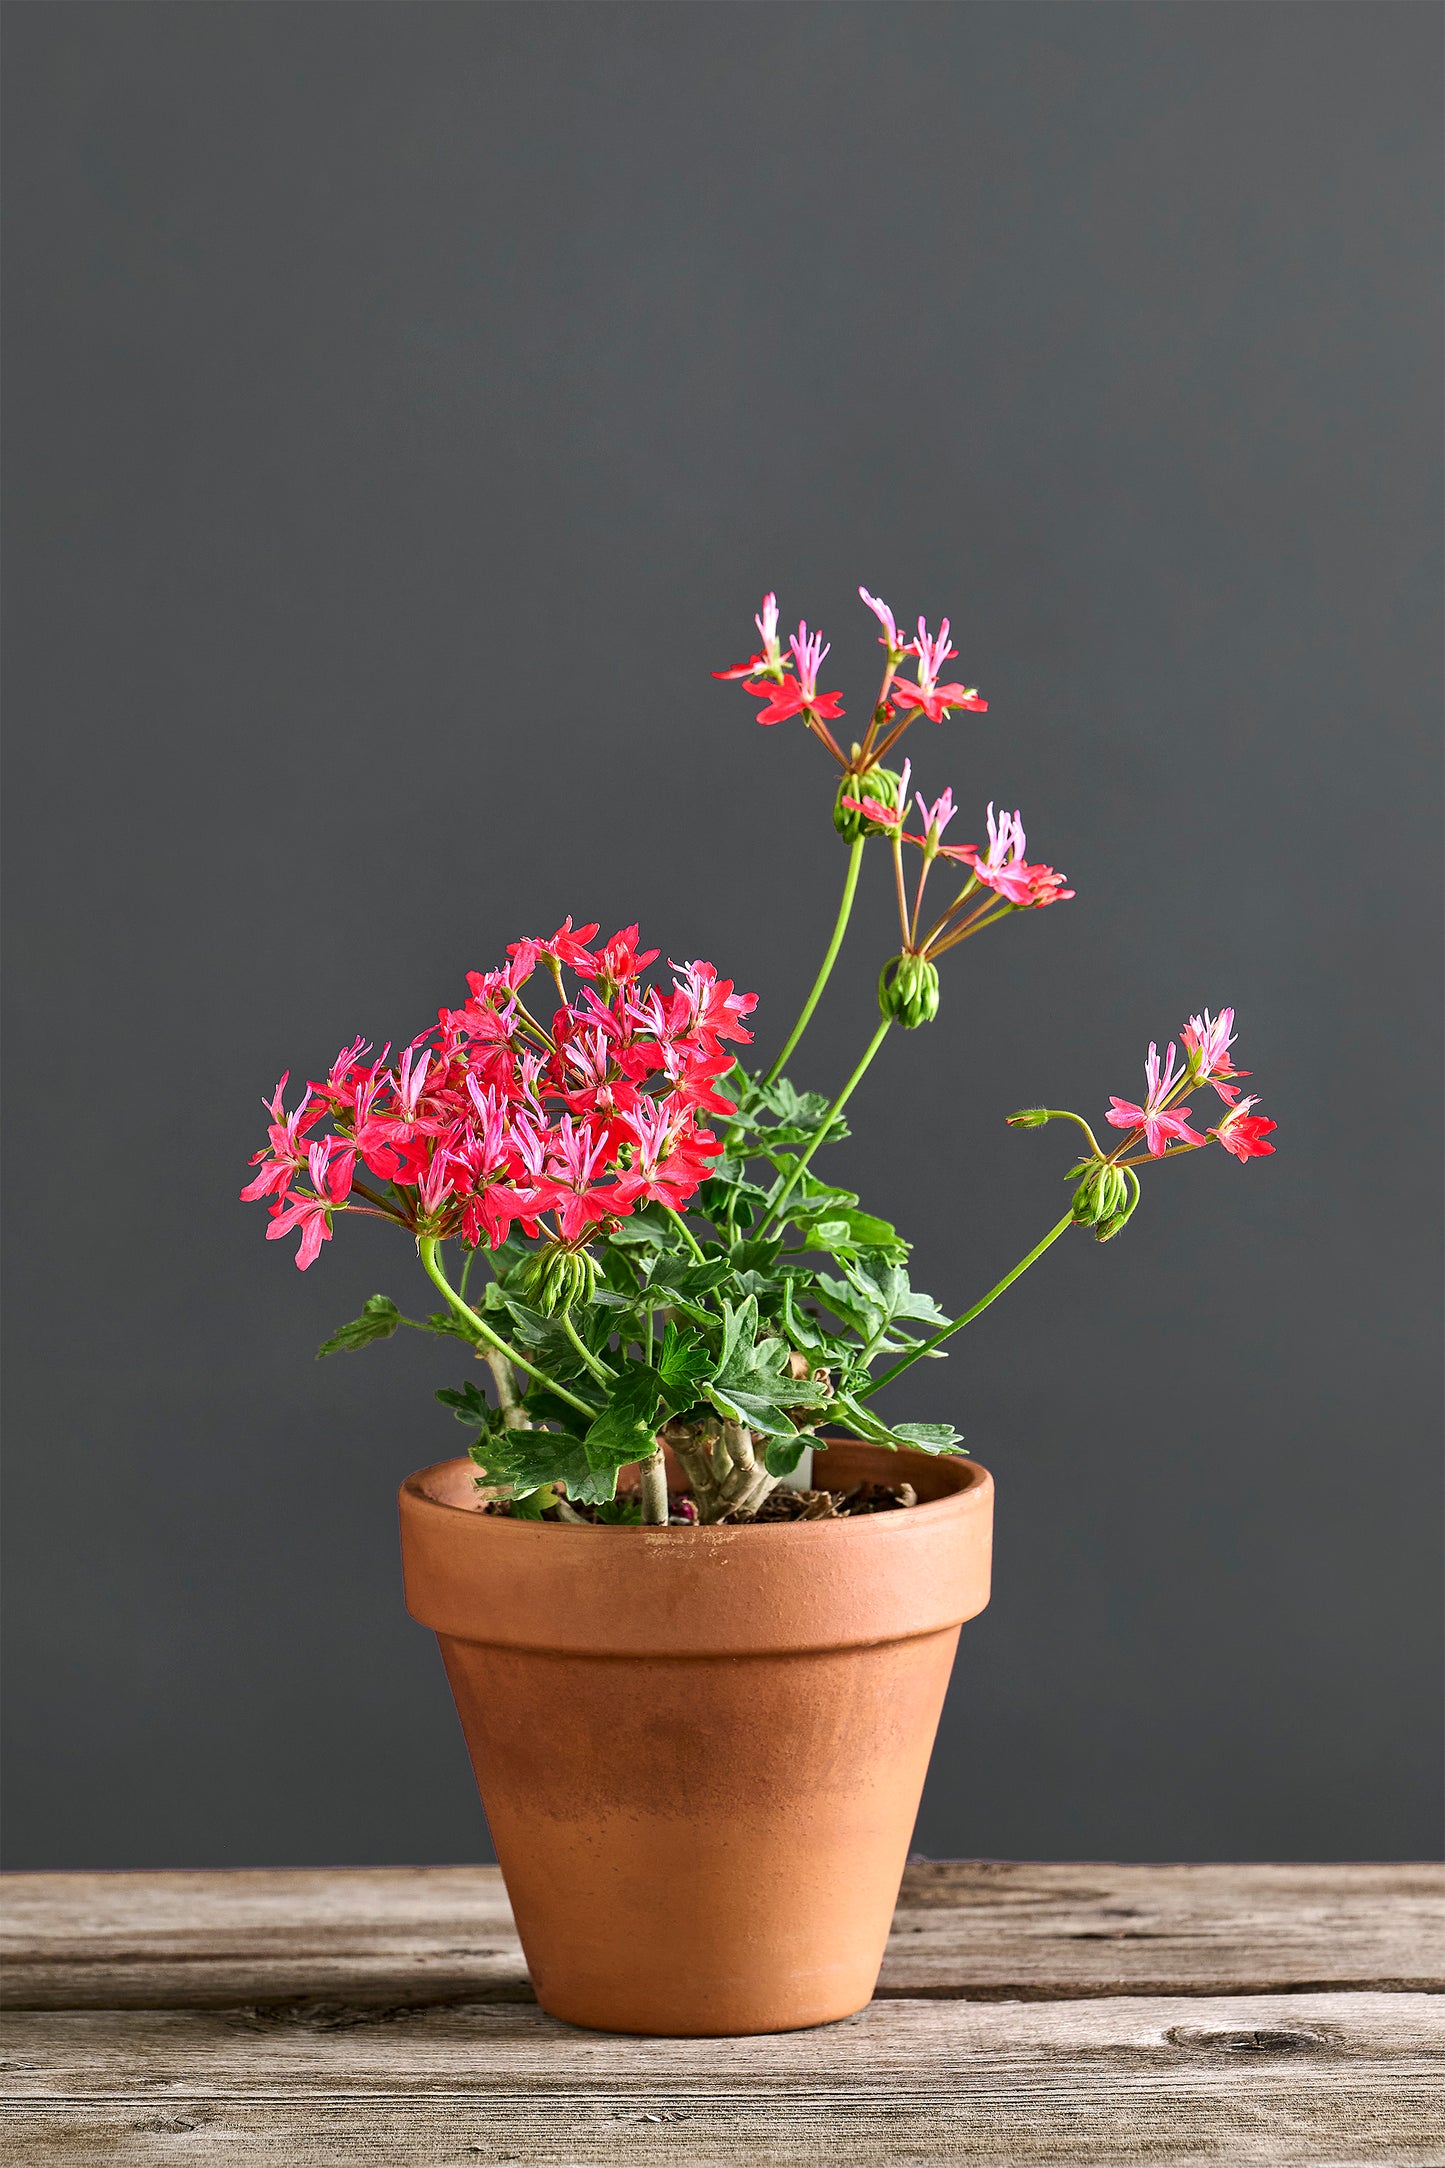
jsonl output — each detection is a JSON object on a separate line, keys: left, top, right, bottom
{"left": 878, "top": 951, "right": 940, "bottom": 1029}
{"left": 522, "top": 1243, "right": 597, "bottom": 1316}
{"left": 1070, "top": 1160, "right": 1128, "bottom": 1228}
{"left": 1093, "top": 1168, "right": 1141, "bottom": 1243}
{"left": 1007, "top": 1108, "right": 1052, "bottom": 1129}
{"left": 834, "top": 764, "right": 904, "bottom": 843}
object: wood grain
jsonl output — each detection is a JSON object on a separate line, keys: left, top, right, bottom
{"left": 3, "top": 1865, "right": 1441, "bottom": 2165}
{"left": 3, "top": 1861, "right": 1440, "bottom": 2010}
{"left": 1, "top": 1993, "right": 1439, "bottom": 2165}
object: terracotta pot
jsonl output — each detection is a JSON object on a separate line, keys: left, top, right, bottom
{"left": 398, "top": 1439, "right": 993, "bottom": 2036}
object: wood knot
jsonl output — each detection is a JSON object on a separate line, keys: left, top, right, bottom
{"left": 1166, "top": 2024, "right": 1326, "bottom": 2054}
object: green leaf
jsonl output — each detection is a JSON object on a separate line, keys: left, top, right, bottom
{"left": 436, "top": 1379, "right": 493, "bottom": 1426}
{"left": 891, "top": 1422, "right": 965, "bottom": 1451}
{"left": 317, "top": 1294, "right": 402, "bottom": 1358}
{"left": 655, "top": 1321, "right": 712, "bottom": 1413}
{"left": 825, "top": 1393, "right": 964, "bottom": 1454}
{"left": 582, "top": 1363, "right": 665, "bottom": 1472}
{"left": 425, "top": 1309, "right": 477, "bottom": 1341}
{"left": 470, "top": 1426, "right": 618, "bottom": 1505}
{"left": 764, "top": 1433, "right": 811, "bottom": 1477}
{"left": 594, "top": 1496, "right": 643, "bottom": 1525}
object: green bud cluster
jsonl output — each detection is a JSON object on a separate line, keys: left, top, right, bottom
{"left": 522, "top": 1243, "right": 598, "bottom": 1316}
{"left": 1069, "top": 1159, "right": 1141, "bottom": 1243}
{"left": 833, "top": 763, "right": 904, "bottom": 843}
{"left": 878, "top": 951, "right": 940, "bottom": 1029}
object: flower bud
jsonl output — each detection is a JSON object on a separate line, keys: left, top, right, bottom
{"left": 1093, "top": 1167, "right": 1141, "bottom": 1243}
{"left": 834, "top": 764, "right": 904, "bottom": 842}
{"left": 878, "top": 951, "right": 940, "bottom": 1029}
{"left": 1070, "top": 1160, "right": 1129, "bottom": 1229}
{"left": 522, "top": 1242, "right": 598, "bottom": 1316}
{"left": 1007, "top": 1108, "right": 1053, "bottom": 1129}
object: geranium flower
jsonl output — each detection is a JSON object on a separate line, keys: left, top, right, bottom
{"left": 858, "top": 587, "right": 905, "bottom": 656}
{"left": 245, "top": 929, "right": 757, "bottom": 1262}
{"left": 1105, "top": 1041, "right": 1207, "bottom": 1157}
{"left": 239, "top": 1074, "right": 323, "bottom": 1203}
{"left": 891, "top": 617, "right": 988, "bottom": 722}
{"left": 746, "top": 623, "right": 845, "bottom": 726}
{"left": 951, "top": 804, "right": 1074, "bottom": 907}
{"left": 265, "top": 1190, "right": 333, "bottom": 1270}
{"left": 1182, "top": 1007, "right": 1251, "bottom": 1101}
{"left": 712, "top": 592, "right": 786, "bottom": 681}
{"left": 1212, "top": 1096, "right": 1277, "bottom": 1161}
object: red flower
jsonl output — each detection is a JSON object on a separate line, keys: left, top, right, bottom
{"left": 712, "top": 592, "right": 786, "bottom": 681}
{"left": 246, "top": 929, "right": 757, "bottom": 1265}
{"left": 265, "top": 1191, "right": 333, "bottom": 1270}
{"left": 1212, "top": 1097, "right": 1277, "bottom": 1162}
{"left": 891, "top": 616, "right": 987, "bottom": 721}
{"left": 949, "top": 804, "right": 1074, "bottom": 908}
{"left": 744, "top": 622, "right": 845, "bottom": 726}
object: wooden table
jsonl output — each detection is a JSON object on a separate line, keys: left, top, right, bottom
{"left": 2, "top": 1862, "right": 1441, "bottom": 2164}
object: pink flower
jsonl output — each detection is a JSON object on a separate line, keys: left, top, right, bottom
{"left": 951, "top": 804, "right": 1075, "bottom": 907}
{"left": 240, "top": 1074, "right": 322, "bottom": 1202}
{"left": 509, "top": 918, "right": 601, "bottom": 976}
{"left": 712, "top": 592, "right": 785, "bottom": 681}
{"left": 1105, "top": 1041, "right": 1207, "bottom": 1157}
{"left": 265, "top": 1191, "right": 333, "bottom": 1270}
{"left": 746, "top": 622, "right": 845, "bottom": 726}
{"left": 859, "top": 587, "right": 904, "bottom": 654}
{"left": 573, "top": 924, "right": 660, "bottom": 987}
{"left": 1212, "top": 1096, "right": 1277, "bottom": 1162}
{"left": 1182, "top": 1007, "right": 1251, "bottom": 1101}
{"left": 891, "top": 616, "right": 988, "bottom": 722}
{"left": 913, "top": 784, "right": 959, "bottom": 848}
{"left": 246, "top": 928, "right": 756, "bottom": 1258}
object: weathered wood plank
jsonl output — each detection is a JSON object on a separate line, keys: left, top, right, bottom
{"left": 3, "top": 1862, "right": 1440, "bottom": 2009}
{"left": 1, "top": 1993, "right": 1439, "bottom": 2166}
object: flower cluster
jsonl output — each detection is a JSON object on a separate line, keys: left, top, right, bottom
{"left": 1106, "top": 1007, "right": 1276, "bottom": 1163}
{"left": 1009, "top": 1009, "right": 1273, "bottom": 1244}
{"left": 713, "top": 587, "right": 986, "bottom": 774}
{"left": 242, "top": 925, "right": 756, "bottom": 1268}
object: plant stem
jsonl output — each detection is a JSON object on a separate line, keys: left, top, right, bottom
{"left": 417, "top": 1238, "right": 597, "bottom": 1419}
{"left": 760, "top": 1015, "right": 892, "bottom": 1237}
{"left": 638, "top": 1447, "right": 669, "bottom": 1523}
{"left": 763, "top": 837, "right": 866, "bottom": 1087}
{"left": 484, "top": 1347, "right": 530, "bottom": 1430}
{"left": 858, "top": 1211, "right": 1076, "bottom": 1400}
{"left": 660, "top": 1202, "right": 706, "bottom": 1264}
{"left": 561, "top": 1309, "right": 614, "bottom": 1386}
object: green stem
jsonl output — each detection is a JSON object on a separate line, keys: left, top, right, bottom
{"left": 561, "top": 1309, "right": 614, "bottom": 1386}
{"left": 760, "top": 1016, "right": 892, "bottom": 1238}
{"left": 660, "top": 1202, "right": 707, "bottom": 1264}
{"left": 763, "top": 836, "right": 866, "bottom": 1087}
{"left": 858, "top": 1211, "right": 1076, "bottom": 1400}
{"left": 417, "top": 1238, "right": 597, "bottom": 1418}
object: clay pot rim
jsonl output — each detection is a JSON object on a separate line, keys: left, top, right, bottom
{"left": 402, "top": 1436, "right": 991, "bottom": 1543}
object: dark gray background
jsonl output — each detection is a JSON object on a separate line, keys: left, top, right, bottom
{"left": 4, "top": 1, "right": 1440, "bottom": 1871}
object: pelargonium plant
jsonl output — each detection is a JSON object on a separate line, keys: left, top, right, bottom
{"left": 244, "top": 587, "right": 1275, "bottom": 1525}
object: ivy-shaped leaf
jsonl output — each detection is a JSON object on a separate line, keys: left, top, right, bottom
{"left": 316, "top": 1294, "right": 404, "bottom": 1358}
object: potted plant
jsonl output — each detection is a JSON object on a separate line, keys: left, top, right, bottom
{"left": 244, "top": 586, "right": 1275, "bottom": 2036}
